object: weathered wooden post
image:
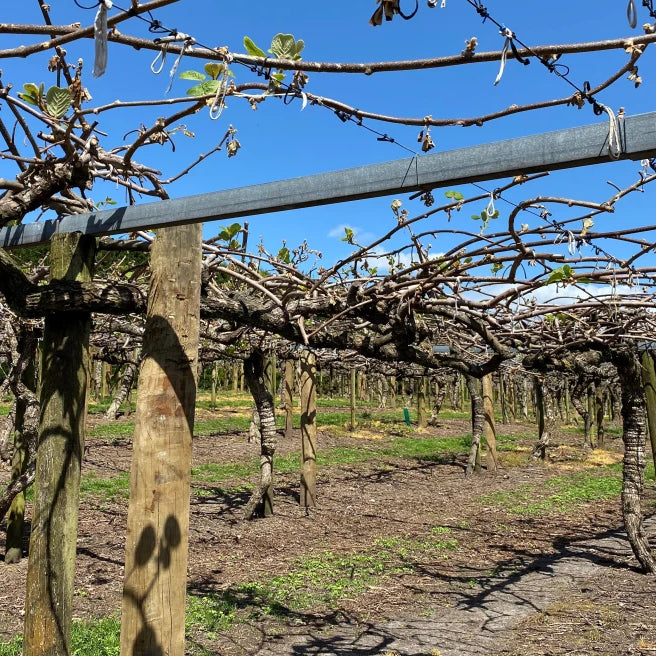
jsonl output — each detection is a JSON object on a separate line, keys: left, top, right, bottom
{"left": 120, "top": 224, "right": 202, "bottom": 656}
{"left": 482, "top": 373, "right": 500, "bottom": 472}
{"left": 4, "top": 325, "right": 38, "bottom": 564}
{"left": 417, "top": 377, "right": 428, "bottom": 428}
{"left": 300, "top": 350, "right": 317, "bottom": 508}
{"left": 283, "top": 359, "right": 294, "bottom": 438}
{"left": 350, "top": 368, "right": 356, "bottom": 431}
{"left": 640, "top": 350, "right": 656, "bottom": 476}
{"left": 23, "top": 233, "right": 95, "bottom": 656}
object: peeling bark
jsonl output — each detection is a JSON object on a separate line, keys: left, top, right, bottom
{"left": 243, "top": 349, "right": 277, "bottom": 520}
{"left": 465, "top": 375, "right": 484, "bottom": 476}
{"left": 616, "top": 349, "right": 656, "bottom": 572}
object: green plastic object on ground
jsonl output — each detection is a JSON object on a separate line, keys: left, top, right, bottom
{"left": 403, "top": 407, "right": 411, "bottom": 426}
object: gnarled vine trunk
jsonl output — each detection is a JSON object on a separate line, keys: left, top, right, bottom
{"left": 243, "top": 348, "right": 277, "bottom": 519}
{"left": 615, "top": 349, "right": 656, "bottom": 572}
{"left": 465, "top": 375, "right": 484, "bottom": 475}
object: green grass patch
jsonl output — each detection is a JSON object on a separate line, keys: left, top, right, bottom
{"left": 480, "top": 463, "right": 655, "bottom": 516}
{"left": 0, "top": 617, "right": 120, "bottom": 656}
{"left": 88, "top": 422, "right": 134, "bottom": 439}
{"left": 80, "top": 472, "right": 130, "bottom": 501}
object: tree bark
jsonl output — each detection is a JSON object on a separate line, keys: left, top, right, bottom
{"left": 533, "top": 378, "right": 556, "bottom": 460}
{"left": 283, "top": 359, "right": 294, "bottom": 438}
{"left": 482, "top": 373, "right": 500, "bottom": 472}
{"left": 104, "top": 359, "right": 138, "bottom": 420}
{"left": 417, "top": 377, "right": 428, "bottom": 428}
{"left": 615, "top": 349, "right": 656, "bottom": 572}
{"left": 242, "top": 349, "right": 277, "bottom": 519}
{"left": 23, "top": 233, "right": 95, "bottom": 656}
{"left": 349, "top": 368, "right": 356, "bottom": 431}
{"left": 465, "top": 375, "right": 484, "bottom": 476}
{"left": 300, "top": 350, "right": 317, "bottom": 508}
{"left": 640, "top": 350, "right": 656, "bottom": 481}
{"left": 4, "top": 324, "right": 39, "bottom": 564}
{"left": 120, "top": 224, "right": 202, "bottom": 656}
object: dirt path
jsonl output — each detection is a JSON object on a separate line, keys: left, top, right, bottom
{"left": 253, "top": 516, "right": 656, "bottom": 656}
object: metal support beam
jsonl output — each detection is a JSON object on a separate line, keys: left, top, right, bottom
{"left": 2, "top": 111, "right": 656, "bottom": 249}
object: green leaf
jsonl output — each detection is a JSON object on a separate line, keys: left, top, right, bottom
{"left": 293, "top": 39, "right": 305, "bottom": 60}
{"left": 471, "top": 214, "right": 483, "bottom": 221}
{"left": 218, "top": 223, "right": 241, "bottom": 242}
{"left": 226, "top": 222, "right": 241, "bottom": 238}
{"left": 444, "top": 190, "right": 464, "bottom": 201}
{"left": 491, "top": 262, "right": 504, "bottom": 274}
{"left": 341, "top": 227, "right": 355, "bottom": 244}
{"left": 243, "top": 36, "right": 267, "bottom": 58}
{"left": 204, "top": 63, "right": 224, "bottom": 80}
{"left": 269, "top": 33, "right": 297, "bottom": 59}
{"left": 45, "top": 86, "right": 71, "bottom": 118}
{"left": 270, "top": 72, "right": 285, "bottom": 84}
{"left": 277, "top": 247, "right": 291, "bottom": 264}
{"left": 179, "top": 70, "right": 206, "bottom": 81}
{"left": 23, "top": 82, "right": 40, "bottom": 97}
{"left": 17, "top": 92, "right": 38, "bottom": 106}
{"left": 185, "top": 80, "right": 221, "bottom": 96}
{"left": 547, "top": 268, "right": 565, "bottom": 284}
{"left": 18, "top": 82, "right": 41, "bottom": 106}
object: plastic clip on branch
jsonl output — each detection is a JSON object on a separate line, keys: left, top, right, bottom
{"left": 93, "top": 0, "right": 113, "bottom": 78}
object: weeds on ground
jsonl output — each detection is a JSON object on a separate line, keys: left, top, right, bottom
{"left": 480, "top": 463, "right": 655, "bottom": 516}
{"left": 0, "top": 617, "right": 120, "bottom": 656}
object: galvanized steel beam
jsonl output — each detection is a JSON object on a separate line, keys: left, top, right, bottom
{"left": 2, "top": 111, "right": 656, "bottom": 249}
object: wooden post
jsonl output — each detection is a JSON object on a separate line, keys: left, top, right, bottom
{"left": 232, "top": 361, "right": 239, "bottom": 392}
{"left": 23, "top": 233, "right": 94, "bottom": 656}
{"left": 120, "top": 224, "right": 202, "bottom": 656}
{"left": 300, "top": 350, "right": 317, "bottom": 508}
{"left": 210, "top": 361, "right": 218, "bottom": 408}
{"left": 4, "top": 325, "right": 38, "bottom": 564}
{"left": 350, "top": 369, "right": 357, "bottom": 431}
{"left": 640, "top": 350, "right": 656, "bottom": 477}
{"left": 283, "top": 359, "right": 294, "bottom": 438}
{"left": 417, "top": 377, "right": 428, "bottom": 428}
{"left": 482, "top": 373, "right": 500, "bottom": 472}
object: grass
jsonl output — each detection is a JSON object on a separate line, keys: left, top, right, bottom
{"left": 0, "top": 617, "right": 121, "bottom": 656}
{"left": 480, "top": 462, "right": 656, "bottom": 516}
{"left": 80, "top": 472, "right": 130, "bottom": 501}
{"left": 186, "top": 525, "right": 459, "bottom": 639}
{"left": 0, "top": 527, "right": 458, "bottom": 655}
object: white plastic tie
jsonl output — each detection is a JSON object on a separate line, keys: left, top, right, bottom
{"left": 598, "top": 104, "right": 622, "bottom": 160}
{"left": 209, "top": 67, "right": 229, "bottom": 120}
{"left": 494, "top": 28, "right": 514, "bottom": 86}
{"left": 93, "top": 0, "right": 112, "bottom": 78}
{"left": 627, "top": 0, "right": 638, "bottom": 27}
{"left": 486, "top": 193, "right": 496, "bottom": 218}
{"left": 567, "top": 231, "right": 576, "bottom": 256}
{"left": 166, "top": 37, "right": 195, "bottom": 94}
{"left": 150, "top": 45, "right": 168, "bottom": 74}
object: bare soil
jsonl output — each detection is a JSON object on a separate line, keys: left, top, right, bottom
{"left": 1, "top": 407, "right": 655, "bottom": 655}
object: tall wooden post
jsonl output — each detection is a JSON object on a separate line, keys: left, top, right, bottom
{"left": 482, "top": 373, "right": 500, "bottom": 472}
{"left": 640, "top": 350, "right": 656, "bottom": 476}
{"left": 300, "top": 350, "right": 317, "bottom": 508}
{"left": 210, "top": 361, "right": 218, "bottom": 408}
{"left": 23, "top": 233, "right": 94, "bottom": 656}
{"left": 283, "top": 359, "right": 294, "bottom": 438}
{"left": 350, "top": 369, "right": 356, "bottom": 431}
{"left": 232, "top": 361, "right": 239, "bottom": 392}
{"left": 417, "top": 377, "right": 428, "bottom": 428}
{"left": 5, "top": 325, "right": 38, "bottom": 564}
{"left": 120, "top": 224, "right": 202, "bottom": 656}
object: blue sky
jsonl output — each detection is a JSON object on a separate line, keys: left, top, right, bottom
{"left": 2, "top": 1, "right": 655, "bottom": 267}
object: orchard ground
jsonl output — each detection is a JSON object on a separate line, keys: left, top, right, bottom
{"left": 1, "top": 393, "right": 655, "bottom": 655}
